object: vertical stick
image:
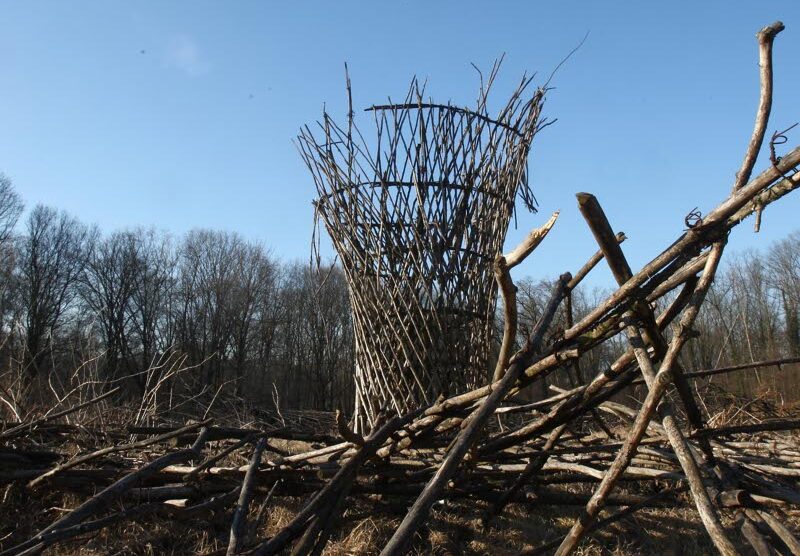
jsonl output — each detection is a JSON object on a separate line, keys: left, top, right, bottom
{"left": 227, "top": 437, "right": 268, "bottom": 555}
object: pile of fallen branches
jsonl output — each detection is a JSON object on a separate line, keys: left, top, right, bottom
{"left": 1, "top": 359, "right": 799, "bottom": 554}
{"left": 2, "top": 20, "right": 800, "bottom": 556}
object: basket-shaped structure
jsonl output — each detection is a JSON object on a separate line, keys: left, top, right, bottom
{"left": 299, "top": 73, "right": 546, "bottom": 431}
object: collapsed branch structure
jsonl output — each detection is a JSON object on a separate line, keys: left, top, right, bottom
{"left": 298, "top": 63, "right": 547, "bottom": 431}
{"left": 2, "top": 20, "right": 800, "bottom": 556}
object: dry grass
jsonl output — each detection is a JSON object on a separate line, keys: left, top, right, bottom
{"left": 4, "top": 478, "right": 774, "bottom": 555}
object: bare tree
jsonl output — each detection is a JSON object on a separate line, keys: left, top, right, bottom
{"left": 128, "top": 228, "right": 176, "bottom": 381}
{"left": 273, "top": 263, "right": 354, "bottom": 410}
{"left": 0, "top": 174, "right": 24, "bottom": 334}
{"left": 18, "top": 205, "right": 93, "bottom": 377}
{"left": 79, "top": 230, "right": 139, "bottom": 380}
{"left": 228, "top": 242, "right": 275, "bottom": 396}
{"left": 175, "top": 230, "right": 244, "bottom": 388}
{"left": 0, "top": 173, "right": 23, "bottom": 248}
{"left": 767, "top": 230, "right": 800, "bottom": 356}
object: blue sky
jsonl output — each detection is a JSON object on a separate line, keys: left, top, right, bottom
{"left": 1, "top": 2, "right": 799, "bottom": 287}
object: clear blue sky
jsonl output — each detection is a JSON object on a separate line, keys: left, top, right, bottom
{"left": 1, "top": 2, "right": 799, "bottom": 288}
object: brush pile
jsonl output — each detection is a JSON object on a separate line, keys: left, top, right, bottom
{"left": 2, "top": 20, "right": 800, "bottom": 556}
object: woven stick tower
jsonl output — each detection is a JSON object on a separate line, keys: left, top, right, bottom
{"left": 299, "top": 66, "right": 547, "bottom": 431}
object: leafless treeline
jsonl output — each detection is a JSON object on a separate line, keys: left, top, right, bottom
{"left": 688, "top": 232, "right": 800, "bottom": 400}
{"left": 0, "top": 174, "right": 354, "bottom": 415}
{"left": 1, "top": 173, "right": 798, "bottom": 417}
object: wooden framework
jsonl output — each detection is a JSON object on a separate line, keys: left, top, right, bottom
{"left": 298, "top": 65, "right": 548, "bottom": 431}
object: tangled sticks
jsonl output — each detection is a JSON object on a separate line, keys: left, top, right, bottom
{"left": 3, "top": 20, "right": 800, "bottom": 556}
{"left": 297, "top": 19, "right": 800, "bottom": 555}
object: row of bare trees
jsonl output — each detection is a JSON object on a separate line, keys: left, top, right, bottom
{"left": 1, "top": 172, "right": 799, "bottom": 416}
{"left": 689, "top": 234, "right": 800, "bottom": 365}
{"left": 0, "top": 175, "right": 354, "bottom": 415}
{"left": 686, "top": 232, "right": 800, "bottom": 400}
